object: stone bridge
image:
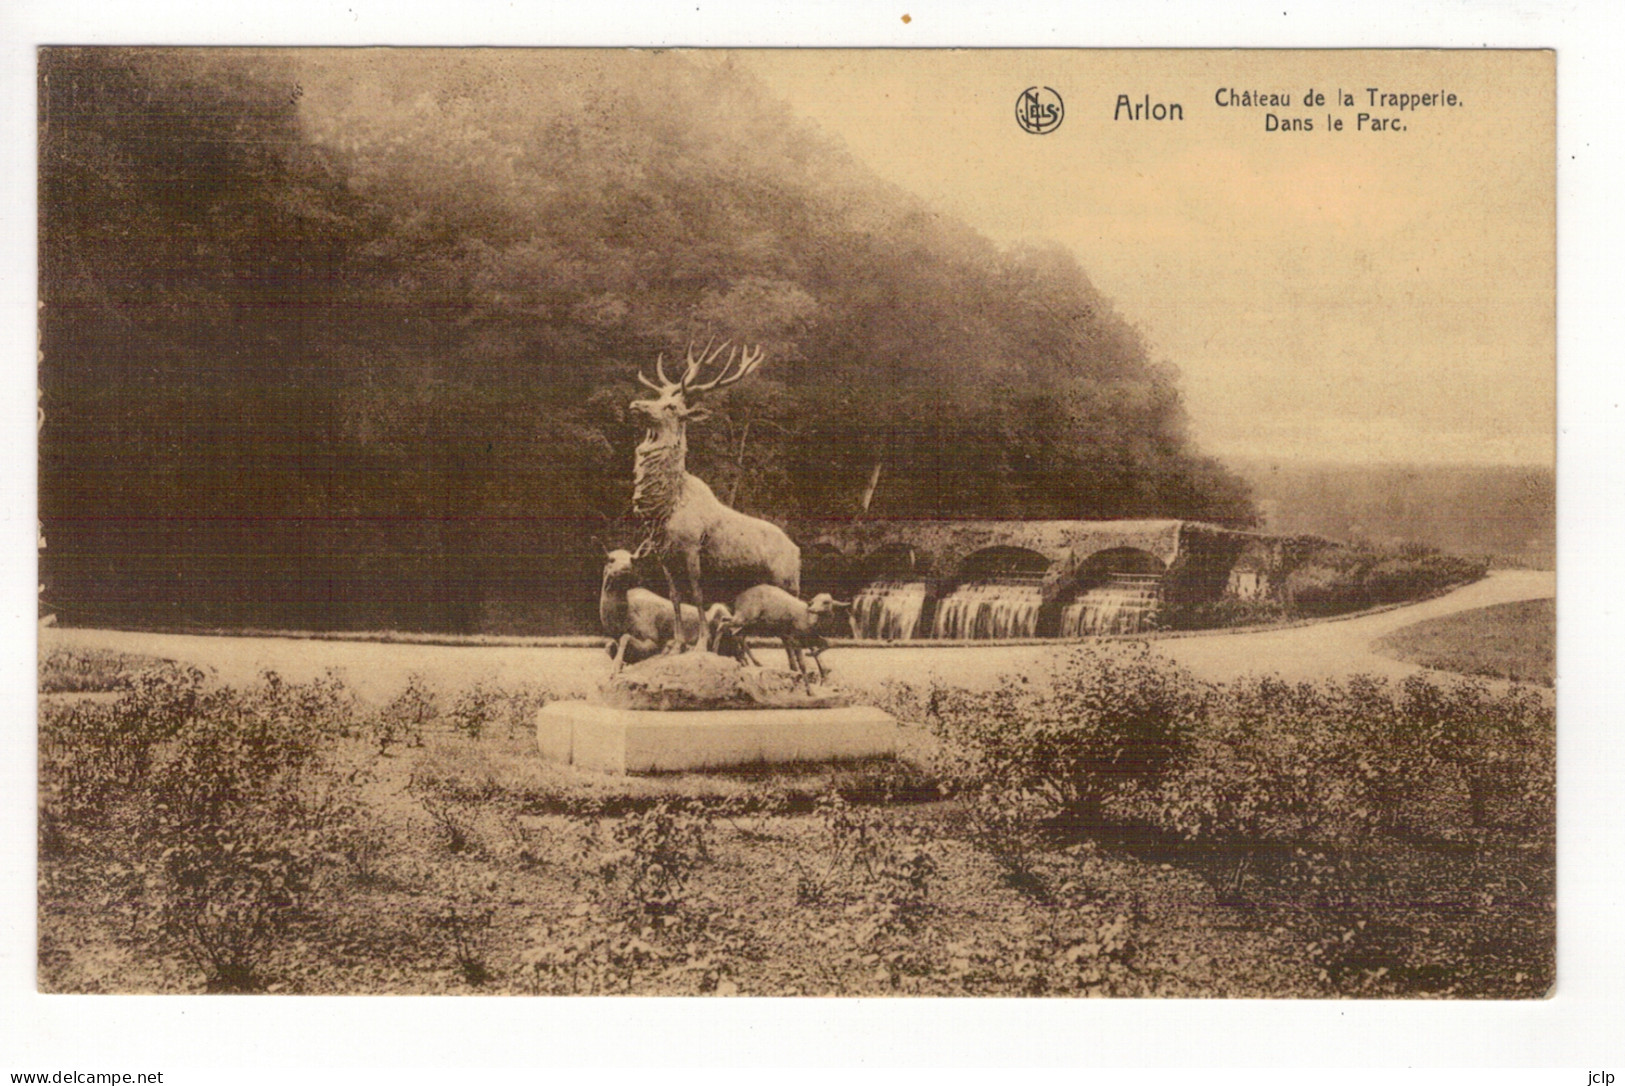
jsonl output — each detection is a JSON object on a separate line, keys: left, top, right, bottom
{"left": 792, "top": 517, "right": 1335, "bottom": 608}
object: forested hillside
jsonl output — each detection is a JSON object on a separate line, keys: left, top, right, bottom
{"left": 39, "top": 48, "right": 1256, "bottom": 633}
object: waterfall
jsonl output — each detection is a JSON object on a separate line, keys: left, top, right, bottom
{"left": 1058, "top": 574, "right": 1161, "bottom": 637}
{"left": 930, "top": 581, "right": 1044, "bottom": 640}
{"left": 851, "top": 581, "right": 929, "bottom": 641}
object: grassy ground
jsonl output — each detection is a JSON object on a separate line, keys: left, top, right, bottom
{"left": 37, "top": 649, "right": 1555, "bottom": 998}
{"left": 1373, "top": 598, "right": 1554, "bottom": 687}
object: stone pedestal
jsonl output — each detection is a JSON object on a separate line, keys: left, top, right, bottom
{"left": 536, "top": 700, "right": 899, "bottom": 774}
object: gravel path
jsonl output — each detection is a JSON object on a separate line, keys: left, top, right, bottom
{"left": 40, "top": 570, "right": 1554, "bottom": 702}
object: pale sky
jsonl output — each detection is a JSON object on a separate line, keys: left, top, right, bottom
{"left": 735, "top": 50, "right": 1554, "bottom": 467}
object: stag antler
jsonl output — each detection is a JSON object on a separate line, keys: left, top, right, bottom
{"left": 636, "top": 340, "right": 763, "bottom": 395}
{"left": 683, "top": 342, "right": 763, "bottom": 396}
{"left": 676, "top": 337, "right": 729, "bottom": 391}
{"left": 635, "top": 349, "right": 683, "bottom": 392}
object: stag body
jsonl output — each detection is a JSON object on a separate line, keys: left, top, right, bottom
{"left": 631, "top": 342, "right": 800, "bottom": 650}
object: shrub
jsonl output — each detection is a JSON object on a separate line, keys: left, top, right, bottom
{"left": 957, "top": 782, "right": 1053, "bottom": 898}
{"left": 40, "top": 699, "right": 142, "bottom": 851}
{"left": 927, "top": 644, "right": 1206, "bottom": 826}
{"left": 118, "top": 664, "right": 210, "bottom": 763}
{"left": 811, "top": 790, "right": 938, "bottom": 935}
{"left": 1117, "top": 671, "right": 1554, "bottom": 905}
{"left": 39, "top": 647, "right": 175, "bottom": 694}
{"left": 1118, "top": 676, "right": 1380, "bottom": 901}
{"left": 259, "top": 668, "right": 363, "bottom": 738}
{"left": 1157, "top": 597, "right": 1288, "bottom": 631}
{"left": 598, "top": 801, "right": 713, "bottom": 919}
{"left": 1394, "top": 674, "right": 1552, "bottom": 830}
{"left": 427, "top": 870, "right": 499, "bottom": 986}
{"left": 374, "top": 673, "right": 439, "bottom": 753}
{"left": 816, "top": 789, "right": 889, "bottom": 876}
{"left": 39, "top": 663, "right": 211, "bottom": 852}
{"left": 154, "top": 832, "right": 311, "bottom": 992}
{"left": 446, "top": 679, "right": 553, "bottom": 741}
{"left": 1285, "top": 561, "right": 1369, "bottom": 617}
{"left": 446, "top": 680, "right": 502, "bottom": 740}
{"left": 136, "top": 671, "right": 367, "bottom": 991}
{"left": 519, "top": 803, "right": 734, "bottom": 995}
{"left": 1287, "top": 548, "right": 1487, "bottom": 618}
{"left": 868, "top": 830, "right": 937, "bottom": 932}
{"left": 1365, "top": 554, "right": 1488, "bottom": 605}
{"left": 413, "top": 785, "right": 481, "bottom": 855}
{"left": 407, "top": 752, "right": 524, "bottom": 859}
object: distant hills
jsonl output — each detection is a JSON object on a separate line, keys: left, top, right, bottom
{"left": 1230, "top": 459, "right": 1555, "bottom": 568}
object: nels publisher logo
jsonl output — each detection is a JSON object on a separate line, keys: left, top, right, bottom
{"left": 1016, "top": 86, "right": 1064, "bottom": 134}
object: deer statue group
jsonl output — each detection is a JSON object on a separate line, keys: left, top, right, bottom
{"left": 598, "top": 339, "right": 846, "bottom": 683}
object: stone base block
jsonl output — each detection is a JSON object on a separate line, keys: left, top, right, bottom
{"left": 536, "top": 700, "right": 899, "bottom": 774}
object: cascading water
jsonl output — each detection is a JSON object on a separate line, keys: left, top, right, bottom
{"left": 851, "top": 581, "right": 930, "bottom": 641}
{"left": 931, "top": 580, "right": 1044, "bottom": 640}
{"left": 1058, "top": 573, "right": 1162, "bottom": 637}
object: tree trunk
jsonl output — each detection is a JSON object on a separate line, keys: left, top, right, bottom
{"left": 859, "top": 459, "right": 883, "bottom": 514}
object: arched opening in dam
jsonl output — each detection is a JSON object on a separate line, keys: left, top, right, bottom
{"left": 931, "top": 546, "right": 1052, "bottom": 640}
{"left": 849, "top": 543, "right": 933, "bottom": 641}
{"left": 1054, "top": 546, "right": 1167, "bottom": 637}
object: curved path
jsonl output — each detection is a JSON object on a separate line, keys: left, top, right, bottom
{"left": 40, "top": 571, "right": 1554, "bottom": 702}
{"left": 1153, "top": 569, "right": 1553, "bottom": 685}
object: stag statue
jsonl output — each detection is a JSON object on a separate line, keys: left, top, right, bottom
{"left": 630, "top": 340, "right": 801, "bottom": 650}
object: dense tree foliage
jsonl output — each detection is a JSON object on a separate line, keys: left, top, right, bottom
{"left": 40, "top": 48, "right": 1256, "bottom": 633}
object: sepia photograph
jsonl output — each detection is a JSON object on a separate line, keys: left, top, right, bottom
{"left": 34, "top": 45, "right": 1557, "bottom": 1003}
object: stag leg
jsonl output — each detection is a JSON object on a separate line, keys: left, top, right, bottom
{"left": 683, "top": 550, "right": 707, "bottom": 651}
{"left": 659, "top": 559, "right": 686, "bottom": 654}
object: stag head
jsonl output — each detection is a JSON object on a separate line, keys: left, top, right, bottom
{"left": 630, "top": 339, "right": 763, "bottom": 429}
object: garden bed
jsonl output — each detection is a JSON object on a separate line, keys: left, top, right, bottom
{"left": 36, "top": 648, "right": 1554, "bottom": 997}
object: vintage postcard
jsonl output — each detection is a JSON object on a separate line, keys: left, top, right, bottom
{"left": 36, "top": 47, "right": 1554, "bottom": 1002}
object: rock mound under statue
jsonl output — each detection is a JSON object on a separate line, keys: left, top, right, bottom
{"left": 537, "top": 649, "right": 895, "bottom": 773}
{"left": 597, "top": 650, "right": 853, "bottom": 711}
